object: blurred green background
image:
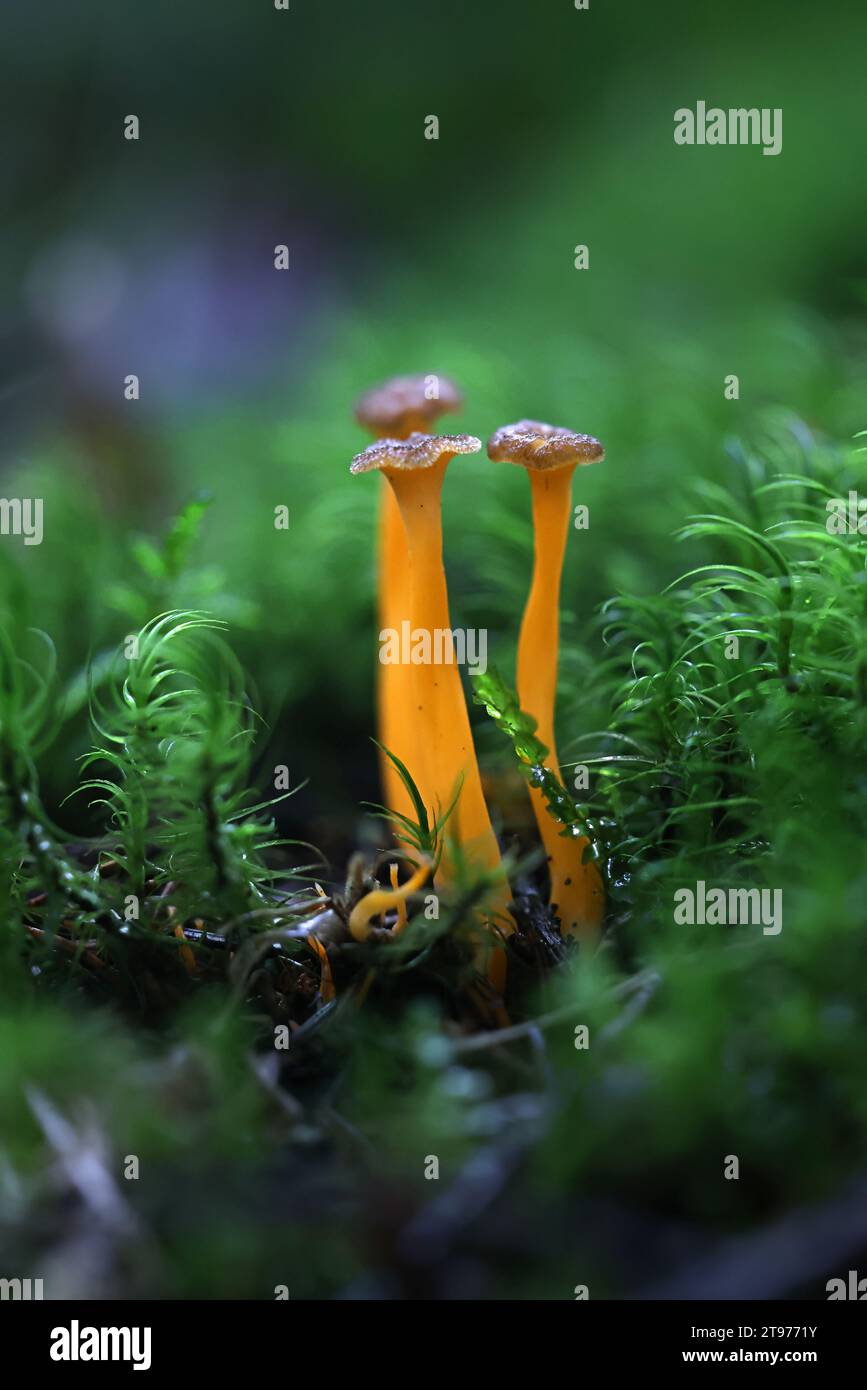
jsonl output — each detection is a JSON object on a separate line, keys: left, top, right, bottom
{"left": 3, "top": 0, "right": 867, "bottom": 857}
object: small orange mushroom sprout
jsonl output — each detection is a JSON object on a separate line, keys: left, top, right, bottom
{"left": 348, "top": 856, "right": 432, "bottom": 942}
{"left": 351, "top": 431, "right": 514, "bottom": 979}
{"left": 487, "top": 420, "right": 605, "bottom": 939}
{"left": 354, "top": 375, "right": 462, "bottom": 824}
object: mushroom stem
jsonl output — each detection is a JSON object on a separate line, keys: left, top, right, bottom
{"left": 386, "top": 460, "right": 514, "bottom": 947}
{"left": 377, "top": 411, "right": 437, "bottom": 822}
{"left": 377, "top": 483, "right": 415, "bottom": 822}
{"left": 519, "top": 468, "right": 603, "bottom": 937}
{"left": 308, "top": 935, "right": 335, "bottom": 1002}
{"left": 520, "top": 469, "right": 574, "bottom": 757}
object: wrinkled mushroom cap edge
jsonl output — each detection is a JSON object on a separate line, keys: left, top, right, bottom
{"left": 351, "top": 431, "right": 482, "bottom": 475}
{"left": 487, "top": 419, "right": 605, "bottom": 470}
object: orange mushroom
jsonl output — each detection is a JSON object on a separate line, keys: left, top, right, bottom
{"left": 308, "top": 934, "right": 336, "bottom": 1003}
{"left": 348, "top": 856, "right": 432, "bottom": 942}
{"left": 351, "top": 431, "right": 514, "bottom": 982}
{"left": 354, "top": 375, "right": 462, "bottom": 824}
{"left": 487, "top": 420, "right": 605, "bottom": 938}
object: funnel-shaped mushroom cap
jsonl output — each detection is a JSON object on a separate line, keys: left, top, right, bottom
{"left": 355, "top": 374, "right": 462, "bottom": 437}
{"left": 351, "top": 431, "right": 481, "bottom": 475}
{"left": 487, "top": 420, "right": 604, "bottom": 470}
